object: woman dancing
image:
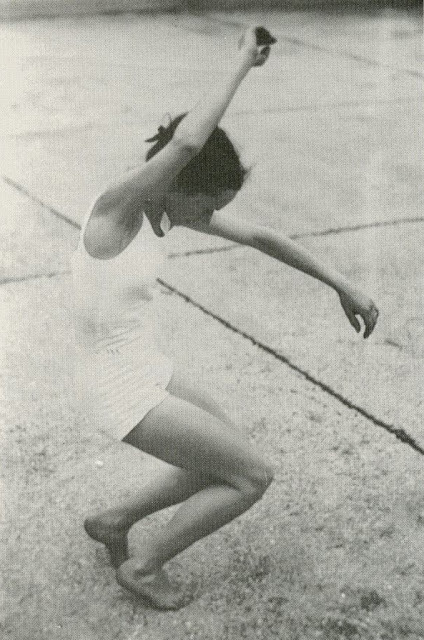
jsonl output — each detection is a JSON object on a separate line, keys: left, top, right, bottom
{"left": 72, "top": 26, "right": 378, "bottom": 610}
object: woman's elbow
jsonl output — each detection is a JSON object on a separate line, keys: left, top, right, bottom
{"left": 170, "top": 133, "right": 202, "bottom": 157}
{"left": 251, "top": 227, "right": 275, "bottom": 252}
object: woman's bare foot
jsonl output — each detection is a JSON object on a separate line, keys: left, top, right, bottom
{"left": 116, "top": 558, "right": 189, "bottom": 610}
{"left": 84, "top": 514, "right": 129, "bottom": 568}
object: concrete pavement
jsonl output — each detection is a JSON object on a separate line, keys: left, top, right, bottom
{"left": 1, "top": 8, "right": 424, "bottom": 640}
{"left": 1, "top": 1, "right": 419, "bottom": 22}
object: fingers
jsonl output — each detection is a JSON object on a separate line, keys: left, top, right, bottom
{"left": 347, "top": 310, "right": 361, "bottom": 334}
{"left": 254, "top": 45, "right": 271, "bottom": 66}
{"left": 239, "top": 25, "right": 275, "bottom": 65}
{"left": 255, "top": 26, "right": 277, "bottom": 46}
{"left": 363, "top": 305, "right": 379, "bottom": 339}
{"left": 340, "top": 292, "right": 379, "bottom": 339}
{"left": 340, "top": 297, "right": 360, "bottom": 333}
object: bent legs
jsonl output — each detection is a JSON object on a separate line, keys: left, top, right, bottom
{"left": 123, "top": 395, "right": 272, "bottom": 568}
{"left": 84, "top": 371, "right": 238, "bottom": 565}
{"left": 115, "top": 394, "right": 273, "bottom": 608}
{"left": 84, "top": 465, "right": 207, "bottom": 567}
{"left": 85, "top": 374, "right": 273, "bottom": 608}
{"left": 84, "top": 465, "right": 211, "bottom": 567}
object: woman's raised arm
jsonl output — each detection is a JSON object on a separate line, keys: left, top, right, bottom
{"left": 93, "top": 26, "right": 273, "bottom": 212}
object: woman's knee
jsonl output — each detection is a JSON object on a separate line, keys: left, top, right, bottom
{"left": 237, "top": 461, "right": 274, "bottom": 503}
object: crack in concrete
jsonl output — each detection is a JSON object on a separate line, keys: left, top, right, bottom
{"left": 5, "top": 178, "right": 423, "bottom": 455}
{"left": 168, "top": 244, "right": 238, "bottom": 258}
{"left": 291, "top": 216, "right": 424, "bottom": 239}
{"left": 280, "top": 35, "right": 424, "bottom": 81}
{"left": 7, "top": 95, "right": 421, "bottom": 144}
{"left": 168, "top": 216, "right": 424, "bottom": 259}
{"left": 0, "top": 270, "right": 69, "bottom": 286}
{"left": 208, "top": 14, "right": 424, "bottom": 81}
{"left": 12, "top": 174, "right": 423, "bottom": 263}
{"left": 2, "top": 176, "right": 79, "bottom": 229}
{"left": 229, "top": 95, "right": 423, "bottom": 118}
{"left": 157, "top": 278, "right": 424, "bottom": 456}
{"left": 6, "top": 168, "right": 421, "bottom": 249}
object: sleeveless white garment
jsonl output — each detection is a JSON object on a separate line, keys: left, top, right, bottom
{"left": 71, "top": 212, "right": 173, "bottom": 439}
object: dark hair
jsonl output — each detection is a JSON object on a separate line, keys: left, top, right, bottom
{"left": 145, "top": 113, "right": 247, "bottom": 196}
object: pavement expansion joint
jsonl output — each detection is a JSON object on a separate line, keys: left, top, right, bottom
{"left": 4, "top": 177, "right": 423, "bottom": 247}
{"left": 10, "top": 95, "right": 420, "bottom": 143}
{"left": 157, "top": 277, "right": 424, "bottom": 457}
{"left": 5, "top": 178, "right": 423, "bottom": 455}
{"left": 291, "top": 216, "right": 424, "bottom": 239}
{"left": 169, "top": 214, "right": 424, "bottom": 260}
{"left": 2, "top": 176, "right": 79, "bottom": 229}
{"left": 168, "top": 244, "right": 239, "bottom": 258}
{"left": 0, "top": 271, "right": 70, "bottom": 286}
{"left": 229, "top": 95, "right": 424, "bottom": 118}
{"left": 207, "top": 14, "right": 424, "bottom": 81}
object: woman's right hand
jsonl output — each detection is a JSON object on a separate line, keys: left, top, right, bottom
{"left": 339, "top": 287, "right": 379, "bottom": 339}
{"left": 238, "top": 26, "right": 274, "bottom": 67}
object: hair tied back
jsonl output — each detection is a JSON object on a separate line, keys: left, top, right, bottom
{"left": 145, "top": 125, "right": 167, "bottom": 143}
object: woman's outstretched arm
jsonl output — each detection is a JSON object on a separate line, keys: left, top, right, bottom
{"left": 188, "top": 212, "right": 379, "bottom": 338}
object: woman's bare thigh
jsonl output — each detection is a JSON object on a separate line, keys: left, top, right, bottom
{"left": 166, "top": 367, "right": 234, "bottom": 428}
{"left": 123, "top": 395, "right": 269, "bottom": 490}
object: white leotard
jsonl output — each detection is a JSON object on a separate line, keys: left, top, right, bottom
{"left": 71, "top": 212, "right": 173, "bottom": 439}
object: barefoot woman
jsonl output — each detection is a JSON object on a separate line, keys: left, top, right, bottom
{"left": 72, "top": 27, "right": 378, "bottom": 610}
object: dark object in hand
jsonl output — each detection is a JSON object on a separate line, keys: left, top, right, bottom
{"left": 255, "top": 27, "right": 277, "bottom": 46}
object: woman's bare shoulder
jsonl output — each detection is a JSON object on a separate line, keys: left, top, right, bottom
{"left": 82, "top": 205, "right": 143, "bottom": 260}
{"left": 92, "top": 138, "right": 196, "bottom": 209}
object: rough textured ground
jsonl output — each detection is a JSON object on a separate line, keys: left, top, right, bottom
{"left": 1, "top": 8, "right": 423, "bottom": 640}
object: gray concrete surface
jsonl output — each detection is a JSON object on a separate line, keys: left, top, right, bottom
{"left": 1, "top": 8, "right": 424, "bottom": 640}
{"left": 3, "top": 264, "right": 424, "bottom": 640}
{"left": 1, "top": 13, "right": 422, "bottom": 240}
{"left": 163, "top": 221, "right": 424, "bottom": 445}
{"left": 0, "top": 0, "right": 180, "bottom": 21}
{"left": 1, "top": 1, "right": 419, "bottom": 22}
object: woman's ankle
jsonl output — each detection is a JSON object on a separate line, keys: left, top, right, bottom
{"left": 132, "top": 544, "right": 165, "bottom": 576}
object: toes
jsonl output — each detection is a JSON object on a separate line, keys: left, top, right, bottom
{"left": 84, "top": 517, "right": 101, "bottom": 541}
{"left": 116, "top": 560, "right": 139, "bottom": 588}
{"left": 117, "top": 558, "right": 137, "bottom": 579}
{"left": 84, "top": 516, "right": 128, "bottom": 543}
{"left": 115, "top": 562, "right": 189, "bottom": 610}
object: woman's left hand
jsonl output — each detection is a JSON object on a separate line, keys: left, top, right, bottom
{"left": 339, "top": 288, "right": 379, "bottom": 339}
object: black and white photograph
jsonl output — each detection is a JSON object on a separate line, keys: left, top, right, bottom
{"left": 1, "top": 0, "right": 423, "bottom": 638}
